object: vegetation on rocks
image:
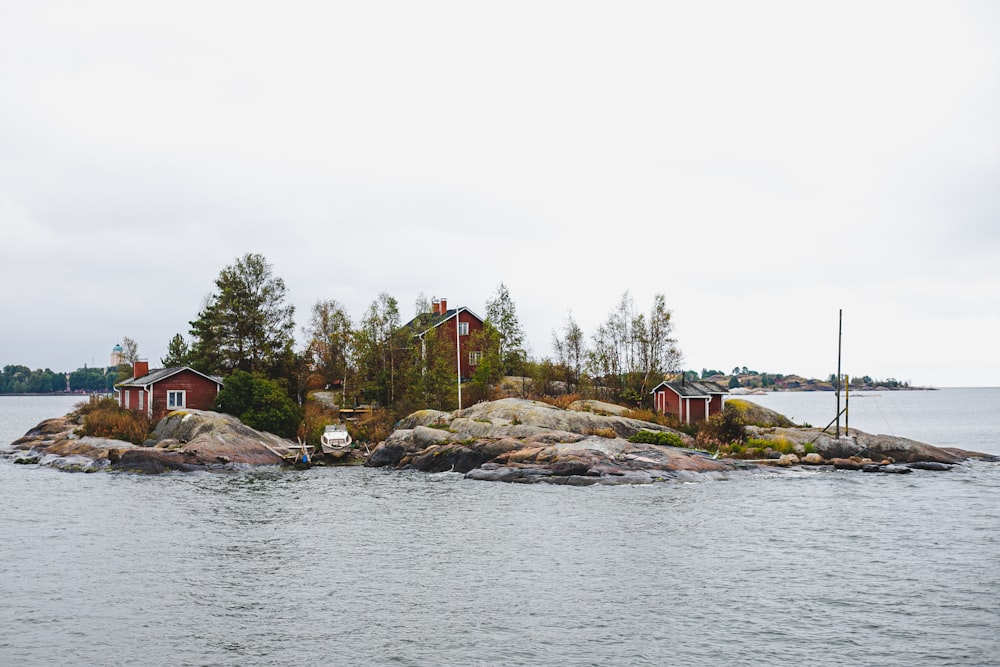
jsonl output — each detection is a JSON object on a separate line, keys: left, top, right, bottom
{"left": 78, "top": 397, "right": 150, "bottom": 445}
{"left": 214, "top": 370, "right": 302, "bottom": 439}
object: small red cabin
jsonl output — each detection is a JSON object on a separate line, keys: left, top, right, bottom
{"left": 116, "top": 360, "right": 224, "bottom": 421}
{"left": 405, "top": 297, "right": 485, "bottom": 381}
{"left": 651, "top": 380, "right": 728, "bottom": 424}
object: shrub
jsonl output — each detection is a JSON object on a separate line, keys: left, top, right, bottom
{"left": 350, "top": 409, "right": 395, "bottom": 445}
{"left": 697, "top": 408, "right": 746, "bottom": 446}
{"left": 539, "top": 393, "right": 582, "bottom": 410}
{"left": 215, "top": 370, "right": 303, "bottom": 439}
{"left": 629, "top": 429, "right": 685, "bottom": 448}
{"left": 300, "top": 400, "right": 344, "bottom": 446}
{"left": 80, "top": 401, "right": 151, "bottom": 445}
{"left": 623, "top": 407, "right": 666, "bottom": 425}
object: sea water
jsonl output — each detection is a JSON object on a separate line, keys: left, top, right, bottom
{"left": 1, "top": 393, "right": 998, "bottom": 666}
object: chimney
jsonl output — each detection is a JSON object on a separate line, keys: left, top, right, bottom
{"left": 438, "top": 297, "right": 448, "bottom": 314}
{"left": 133, "top": 359, "right": 149, "bottom": 379}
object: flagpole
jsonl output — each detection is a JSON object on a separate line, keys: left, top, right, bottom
{"left": 456, "top": 309, "right": 462, "bottom": 410}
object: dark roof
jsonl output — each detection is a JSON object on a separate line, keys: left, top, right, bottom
{"left": 404, "top": 307, "right": 484, "bottom": 337}
{"left": 650, "top": 380, "right": 729, "bottom": 397}
{"left": 116, "top": 366, "right": 224, "bottom": 388}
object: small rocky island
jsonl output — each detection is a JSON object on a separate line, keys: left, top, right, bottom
{"left": 4, "top": 398, "right": 995, "bottom": 480}
{"left": 3, "top": 409, "right": 334, "bottom": 473}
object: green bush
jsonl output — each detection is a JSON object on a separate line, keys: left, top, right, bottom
{"left": 215, "top": 370, "right": 303, "bottom": 439}
{"left": 629, "top": 429, "right": 685, "bottom": 448}
{"left": 746, "top": 436, "right": 795, "bottom": 454}
{"left": 697, "top": 409, "right": 746, "bottom": 446}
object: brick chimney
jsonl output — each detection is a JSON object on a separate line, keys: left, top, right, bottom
{"left": 438, "top": 297, "right": 448, "bottom": 314}
{"left": 133, "top": 359, "right": 149, "bottom": 379}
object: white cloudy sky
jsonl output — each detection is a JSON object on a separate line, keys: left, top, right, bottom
{"left": 1, "top": 1, "right": 997, "bottom": 387}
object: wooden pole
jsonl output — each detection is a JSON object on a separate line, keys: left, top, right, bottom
{"left": 845, "top": 374, "right": 849, "bottom": 434}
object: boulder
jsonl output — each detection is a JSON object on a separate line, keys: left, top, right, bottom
{"left": 862, "top": 464, "right": 912, "bottom": 474}
{"left": 907, "top": 461, "right": 953, "bottom": 471}
{"left": 830, "top": 458, "right": 863, "bottom": 470}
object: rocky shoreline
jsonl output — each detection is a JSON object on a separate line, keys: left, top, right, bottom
{"left": 3, "top": 409, "right": 323, "bottom": 473}
{"left": 3, "top": 398, "right": 995, "bottom": 481}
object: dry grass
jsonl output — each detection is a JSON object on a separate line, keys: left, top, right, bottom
{"left": 299, "top": 400, "right": 340, "bottom": 445}
{"left": 538, "top": 393, "right": 582, "bottom": 410}
{"left": 78, "top": 398, "right": 151, "bottom": 445}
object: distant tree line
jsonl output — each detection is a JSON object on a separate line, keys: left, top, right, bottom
{"left": 0, "top": 364, "right": 120, "bottom": 394}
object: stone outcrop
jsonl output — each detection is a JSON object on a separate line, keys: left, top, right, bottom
{"left": 749, "top": 426, "right": 969, "bottom": 464}
{"left": 366, "top": 398, "right": 742, "bottom": 485}
{"left": 726, "top": 399, "right": 797, "bottom": 427}
{"left": 3, "top": 409, "right": 292, "bottom": 473}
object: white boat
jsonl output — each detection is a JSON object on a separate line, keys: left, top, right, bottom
{"left": 320, "top": 424, "right": 353, "bottom": 453}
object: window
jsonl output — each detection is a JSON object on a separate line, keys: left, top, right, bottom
{"left": 138, "top": 390, "right": 144, "bottom": 411}
{"left": 458, "top": 321, "right": 469, "bottom": 336}
{"left": 167, "top": 390, "right": 186, "bottom": 409}
{"left": 469, "top": 350, "right": 483, "bottom": 366}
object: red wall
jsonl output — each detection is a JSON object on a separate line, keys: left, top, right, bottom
{"left": 120, "top": 370, "right": 220, "bottom": 421}
{"left": 653, "top": 387, "right": 722, "bottom": 423}
{"left": 687, "top": 398, "right": 707, "bottom": 422}
{"left": 150, "top": 370, "right": 220, "bottom": 420}
{"left": 435, "top": 311, "right": 484, "bottom": 380}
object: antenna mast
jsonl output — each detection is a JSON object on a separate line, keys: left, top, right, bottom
{"left": 836, "top": 309, "right": 842, "bottom": 438}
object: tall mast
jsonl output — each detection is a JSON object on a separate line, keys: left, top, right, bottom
{"left": 836, "top": 308, "right": 842, "bottom": 438}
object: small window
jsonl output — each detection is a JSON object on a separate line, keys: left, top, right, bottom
{"left": 469, "top": 350, "right": 483, "bottom": 366}
{"left": 458, "top": 321, "right": 469, "bottom": 336}
{"left": 167, "top": 390, "right": 186, "bottom": 409}
{"left": 138, "top": 391, "right": 144, "bottom": 411}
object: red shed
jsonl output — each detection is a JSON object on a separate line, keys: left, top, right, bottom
{"left": 651, "top": 380, "right": 728, "bottom": 424}
{"left": 116, "top": 360, "right": 224, "bottom": 421}
{"left": 405, "top": 297, "right": 485, "bottom": 381}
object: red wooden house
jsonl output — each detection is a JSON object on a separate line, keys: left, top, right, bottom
{"left": 116, "top": 360, "right": 224, "bottom": 421}
{"left": 405, "top": 297, "right": 485, "bottom": 381}
{"left": 651, "top": 379, "right": 728, "bottom": 424}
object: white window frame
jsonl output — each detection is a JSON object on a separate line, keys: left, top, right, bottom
{"left": 138, "top": 390, "right": 144, "bottom": 411}
{"left": 458, "top": 321, "right": 469, "bottom": 336}
{"left": 167, "top": 390, "right": 187, "bottom": 410}
{"left": 469, "top": 350, "right": 483, "bottom": 366}
{"left": 124, "top": 390, "right": 130, "bottom": 409}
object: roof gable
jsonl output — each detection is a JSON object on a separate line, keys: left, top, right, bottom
{"left": 116, "top": 366, "right": 224, "bottom": 388}
{"left": 650, "top": 380, "right": 728, "bottom": 397}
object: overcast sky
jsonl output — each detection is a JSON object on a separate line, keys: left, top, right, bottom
{"left": 1, "top": 1, "right": 997, "bottom": 387}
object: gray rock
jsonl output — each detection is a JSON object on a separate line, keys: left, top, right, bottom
{"left": 369, "top": 398, "right": 736, "bottom": 484}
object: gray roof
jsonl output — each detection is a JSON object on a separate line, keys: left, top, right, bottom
{"left": 650, "top": 380, "right": 728, "bottom": 397}
{"left": 116, "top": 366, "right": 224, "bottom": 388}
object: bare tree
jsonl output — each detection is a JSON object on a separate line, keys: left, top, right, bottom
{"left": 120, "top": 336, "right": 140, "bottom": 364}
{"left": 485, "top": 283, "right": 526, "bottom": 376}
{"left": 588, "top": 292, "right": 682, "bottom": 404}
{"left": 552, "top": 311, "right": 586, "bottom": 390}
{"left": 304, "top": 299, "right": 354, "bottom": 397}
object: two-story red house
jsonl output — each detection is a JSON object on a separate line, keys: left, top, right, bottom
{"left": 650, "top": 379, "right": 728, "bottom": 424}
{"left": 405, "top": 297, "right": 485, "bottom": 381}
{"left": 116, "top": 360, "right": 224, "bottom": 421}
